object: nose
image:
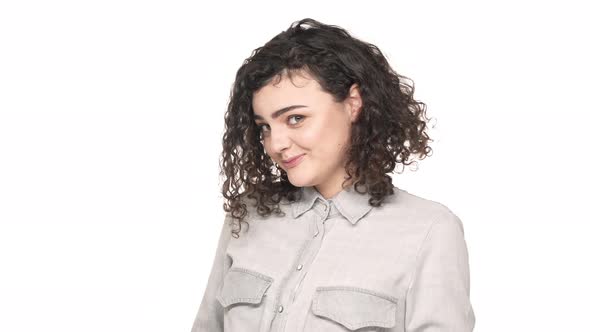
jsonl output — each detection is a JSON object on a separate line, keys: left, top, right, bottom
{"left": 265, "top": 127, "right": 291, "bottom": 157}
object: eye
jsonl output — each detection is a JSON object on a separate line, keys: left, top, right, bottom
{"left": 256, "top": 115, "right": 305, "bottom": 137}
{"left": 287, "top": 115, "right": 305, "bottom": 125}
{"left": 258, "top": 124, "right": 270, "bottom": 133}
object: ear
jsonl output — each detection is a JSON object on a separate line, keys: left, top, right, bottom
{"left": 346, "top": 83, "right": 363, "bottom": 123}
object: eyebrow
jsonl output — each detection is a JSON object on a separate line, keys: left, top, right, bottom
{"left": 253, "top": 105, "right": 308, "bottom": 121}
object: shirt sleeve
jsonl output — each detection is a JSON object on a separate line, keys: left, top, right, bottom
{"left": 404, "top": 209, "right": 476, "bottom": 332}
{"left": 190, "top": 213, "right": 233, "bottom": 332}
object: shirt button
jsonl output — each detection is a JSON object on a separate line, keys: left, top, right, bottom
{"left": 297, "top": 264, "right": 303, "bottom": 270}
{"left": 278, "top": 305, "right": 284, "bottom": 313}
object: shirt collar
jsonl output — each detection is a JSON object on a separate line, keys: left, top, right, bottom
{"left": 291, "top": 185, "right": 374, "bottom": 225}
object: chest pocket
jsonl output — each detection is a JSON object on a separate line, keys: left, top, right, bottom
{"left": 303, "top": 286, "right": 397, "bottom": 331}
{"left": 215, "top": 267, "right": 273, "bottom": 331}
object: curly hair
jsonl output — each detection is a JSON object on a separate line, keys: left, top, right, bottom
{"left": 219, "top": 18, "right": 434, "bottom": 238}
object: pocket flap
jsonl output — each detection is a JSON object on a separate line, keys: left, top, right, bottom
{"left": 311, "top": 286, "right": 397, "bottom": 330}
{"left": 215, "top": 267, "right": 273, "bottom": 307}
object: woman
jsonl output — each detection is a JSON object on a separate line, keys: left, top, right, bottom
{"left": 191, "top": 18, "right": 475, "bottom": 332}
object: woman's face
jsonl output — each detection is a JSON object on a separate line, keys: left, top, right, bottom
{"left": 252, "top": 71, "right": 362, "bottom": 197}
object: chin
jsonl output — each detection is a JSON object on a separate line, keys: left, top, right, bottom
{"left": 286, "top": 172, "right": 314, "bottom": 188}
{"left": 286, "top": 177, "right": 307, "bottom": 188}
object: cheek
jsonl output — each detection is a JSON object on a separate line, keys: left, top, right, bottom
{"left": 298, "top": 120, "right": 349, "bottom": 157}
{"left": 297, "top": 125, "right": 323, "bottom": 148}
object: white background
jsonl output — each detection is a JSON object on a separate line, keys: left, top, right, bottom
{"left": 1, "top": 1, "right": 588, "bottom": 331}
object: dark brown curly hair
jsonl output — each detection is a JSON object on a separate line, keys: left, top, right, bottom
{"left": 219, "top": 18, "right": 434, "bottom": 238}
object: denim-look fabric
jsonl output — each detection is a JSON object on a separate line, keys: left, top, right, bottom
{"left": 191, "top": 185, "right": 475, "bottom": 332}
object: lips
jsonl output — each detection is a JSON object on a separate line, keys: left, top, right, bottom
{"left": 283, "top": 154, "right": 305, "bottom": 163}
{"left": 282, "top": 154, "right": 305, "bottom": 168}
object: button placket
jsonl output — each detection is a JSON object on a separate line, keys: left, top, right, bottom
{"left": 290, "top": 202, "right": 330, "bottom": 307}
{"left": 313, "top": 228, "right": 319, "bottom": 237}
{"left": 272, "top": 200, "right": 333, "bottom": 332}
{"left": 312, "top": 200, "right": 331, "bottom": 236}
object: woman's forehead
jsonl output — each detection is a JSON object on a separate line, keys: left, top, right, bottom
{"left": 252, "top": 74, "right": 326, "bottom": 114}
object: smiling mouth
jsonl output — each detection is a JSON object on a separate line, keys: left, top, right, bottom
{"left": 282, "top": 154, "right": 304, "bottom": 163}
{"left": 282, "top": 154, "right": 305, "bottom": 168}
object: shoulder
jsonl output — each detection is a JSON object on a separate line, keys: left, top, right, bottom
{"left": 377, "top": 187, "right": 469, "bottom": 267}
{"left": 377, "top": 186, "right": 465, "bottom": 235}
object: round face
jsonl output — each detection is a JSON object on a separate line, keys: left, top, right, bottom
{"left": 252, "top": 70, "right": 362, "bottom": 198}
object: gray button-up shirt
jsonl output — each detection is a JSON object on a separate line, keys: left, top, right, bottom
{"left": 191, "top": 185, "right": 475, "bottom": 332}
